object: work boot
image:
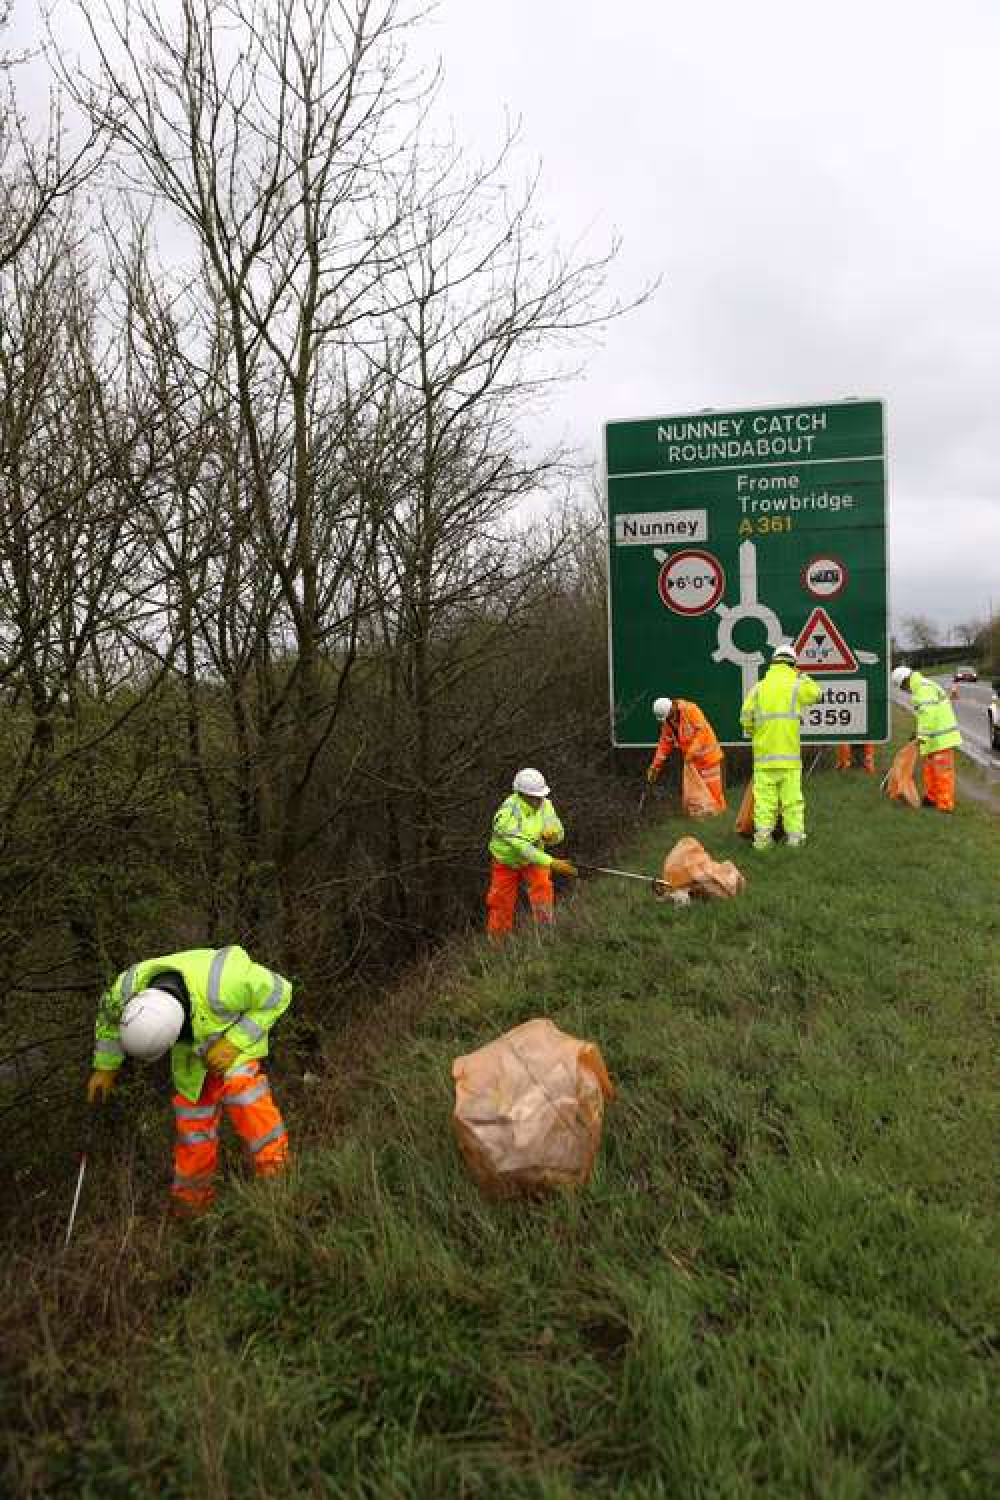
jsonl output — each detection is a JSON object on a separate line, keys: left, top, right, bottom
{"left": 786, "top": 832, "right": 806, "bottom": 847}
{"left": 752, "top": 835, "right": 773, "bottom": 851}
{"left": 921, "top": 796, "right": 936, "bottom": 808}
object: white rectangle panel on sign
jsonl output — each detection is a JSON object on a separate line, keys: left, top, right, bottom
{"left": 614, "top": 510, "right": 707, "bottom": 546}
{"left": 801, "top": 679, "right": 868, "bottom": 737}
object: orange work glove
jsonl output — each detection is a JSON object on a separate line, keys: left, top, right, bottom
{"left": 203, "top": 1037, "right": 243, "bottom": 1075}
{"left": 646, "top": 764, "right": 661, "bottom": 784}
{"left": 86, "top": 1069, "right": 117, "bottom": 1105}
{"left": 549, "top": 858, "right": 577, "bottom": 878}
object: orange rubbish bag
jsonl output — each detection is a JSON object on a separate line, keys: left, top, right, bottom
{"left": 886, "top": 740, "right": 921, "bottom": 808}
{"left": 734, "top": 782, "right": 754, "bottom": 837}
{"left": 682, "top": 761, "right": 722, "bottom": 817}
{"left": 451, "top": 1018, "right": 614, "bottom": 1199}
{"left": 660, "top": 836, "right": 746, "bottom": 899}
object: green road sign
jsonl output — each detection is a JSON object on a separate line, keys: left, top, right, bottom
{"left": 605, "top": 399, "right": 888, "bottom": 746}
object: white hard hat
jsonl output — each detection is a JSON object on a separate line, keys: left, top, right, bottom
{"left": 512, "top": 767, "right": 549, "bottom": 797}
{"left": 890, "top": 665, "right": 911, "bottom": 688}
{"left": 652, "top": 696, "right": 673, "bottom": 720}
{"left": 772, "top": 642, "right": 798, "bottom": 664}
{"left": 120, "top": 987, "right": 185, "bottom": 1061}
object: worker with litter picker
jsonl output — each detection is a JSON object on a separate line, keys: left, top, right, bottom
{"left": 646, "top": 695, "right": 727, "bottom": 811}
{"left": 86, "top": 946, "right": 292, "bottom": 1216}
{"left": 486, "top": 768, "right": 576, "bottom": 938}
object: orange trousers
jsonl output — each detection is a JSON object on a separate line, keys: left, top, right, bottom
{"left": 694, "top": 756, "right": 726, "bottom": 808}
{"left": 922, "top": 748, "right": 955, "bottom": 811}
{"left": 172, "top": 1059, "right": 289, "bottom": 1214}
{"left": 836, "top": 743, "right": 876, "bottom": 772}
{"left": 486, "top": 859, "right": 553, "bottom": 936}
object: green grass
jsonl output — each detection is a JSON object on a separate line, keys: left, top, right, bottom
{"left": 4, "top": 742, "right": 998, "bottom": 1498}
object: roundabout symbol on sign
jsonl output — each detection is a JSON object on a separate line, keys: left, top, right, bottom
{"left": 657, "top": 549, "right": 725, "bottom": 616}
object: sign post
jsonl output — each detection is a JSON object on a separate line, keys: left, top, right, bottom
{"left": 605, "top": 399, "right": 888, "bottom": 746}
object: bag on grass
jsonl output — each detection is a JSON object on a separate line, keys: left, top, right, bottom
{"left": 660, "top": 836, "right": 746, "bottom": 899}
{"left": 451, "top": 1018, "right": 613, "bottom": 1200}
{"left": 734, "top": 782, "right": 754, "bottom": 837}
{"left": 886, "top": 740, "right": 921, "bottom": 808}
{"left": 682, "top": 760, "right": 721, "bottom": 817}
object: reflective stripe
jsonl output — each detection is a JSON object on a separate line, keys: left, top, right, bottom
{"left": 174, "top": 1103, "right": 217, "bottom": 1120}
{"left": 756, "top": 754, "right": 801, "bottom": 764}
{"left": 259, "top": 973, "right": 285, "bottom": 1013}
{"left": 754, "top": 711, "right": 799, "bottom": 722}
{"left": 791, "top": 679, "right": 803, "bottom": 713}
{"left": 248, "top": 1123, "right": 287, "bottom": 1155}
{"left": 173, "top": 1168, "right": 214, "bottom": 1186}
{"left": 179, "top": 1128, "right": 219, "bottom": 1145}
{"left": 922, "top": 725, "right": 956, "bottom": 738}
{"left": 232, "top": 1018, "right": 265, "bottom": 1046}
{"left": 206, "top": 946, "right": 235, "bottom": 1019}
{"left": 122, "top": 965, "right": 140, "bottom": 1003}
{"left": 227, "top": 1063, "right": 258, "bottom": 1078}
{"left": 95, "top": 1038, "right": 125, "bottom": 1058}
{"left": 225, "top": 1081, "right": 270, "bottom": 1107}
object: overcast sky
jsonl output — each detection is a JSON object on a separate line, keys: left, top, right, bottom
{"left": 424, "top": 0, "right": 1000, "bottom": 639}
{"left": 9, "top": 0, "right": 999, "bottom": 640}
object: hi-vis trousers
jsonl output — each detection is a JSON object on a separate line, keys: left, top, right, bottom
{"left": 836, "top": 743, "right": 875, "bottom": 772}
{"left": 922, "top": 748, "right": 955, "bottom": 812}
{"left": 752, "top": 764, "right": 805, "bottom": 846}
{"left": 486, "top": 859, "right": 553, "bottom": 937}
{"left": 171, "top": 1059, "right": 289, "bottom": 1214}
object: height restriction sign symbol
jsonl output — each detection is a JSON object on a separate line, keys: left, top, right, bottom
{"left": 793, "top": 606, "right": 857, "bottom": 672}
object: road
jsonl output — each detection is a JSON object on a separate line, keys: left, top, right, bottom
{"left": 892, "top": 675, "right": 1000, "bottom": 776}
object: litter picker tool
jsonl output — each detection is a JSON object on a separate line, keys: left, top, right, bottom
{"left": 574, "top": 862, "right": 669, "bottom": 895}
{"left": 65, "top": 1104, "right": 101, "bottom": 1248}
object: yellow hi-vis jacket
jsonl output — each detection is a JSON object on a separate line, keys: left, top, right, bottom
{"left": 92, "top": 946, "right": 292, "bottom": 1101}
{"left": 740, "top": 662, "right": 822, "bottom": 766}
{"left": 909, "top": 671, "right": 962, "bottom": 756}
{"left": 489, "top": 794, "right": 564, "bottom": 868}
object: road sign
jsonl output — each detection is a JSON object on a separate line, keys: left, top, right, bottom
{"left": 605, "top": 399, "right": 888, "bottom": 745}
{"left": 793, "top": 606, "right": 857, "bottom": 672}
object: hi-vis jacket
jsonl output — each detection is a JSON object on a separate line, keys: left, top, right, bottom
{"left": 93, "top": 946, "right": 292, "bottom": 1102}
{"left": 740, "top": 662, "right": 821, "bottom": 767}
{"left": 651, "top": 699, "right": 723, "bottom": 771}
{"left": 489, "top": 794, "right": 565, "bottom": 868}
{"left": 909, "top": 671, "right": 962, "bottom": 756}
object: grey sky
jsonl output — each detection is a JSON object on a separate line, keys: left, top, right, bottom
{"left": 9, "top": 0, "right": 999, "bottom": 639}
{"left": 427, "top": 0, "right": 1000, "bottom": 638}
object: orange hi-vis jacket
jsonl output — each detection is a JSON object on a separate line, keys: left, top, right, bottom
{"left": 651, "top": 700, "right": 723, "bottom": 773}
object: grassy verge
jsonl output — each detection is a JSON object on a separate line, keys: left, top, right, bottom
{"left": 4, "top": 743, "right": 998, "bottom": 1498}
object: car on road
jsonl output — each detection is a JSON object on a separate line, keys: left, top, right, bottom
{"left": 952, "top": 665, "right": 978, "bottom": 682}
{"left": 989, "top": 682, "right": 1000, "bottom": 752}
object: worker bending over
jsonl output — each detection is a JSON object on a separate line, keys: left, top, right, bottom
{"left": 836, "top": 742, "right": 876, "bottom": 773}
{"left": 487, "top": 768, "right": 576, "bottom": 937}
{"left": 891, "top": 666, "right": 962, "bottom": 811}
{"left": 647, "top": 696, "right": 727, "bottom": 809}
{"left": 87, "top": 945, "right": 291, "bottom": 1215}
{"left": 740, "top": 642, "right": 821, "bottom": 849}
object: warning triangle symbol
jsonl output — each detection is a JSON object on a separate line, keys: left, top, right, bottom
{"left": 792, "top": 606, "right": 857, "bottom": 672}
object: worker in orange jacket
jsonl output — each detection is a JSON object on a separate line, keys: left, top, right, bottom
{"left": 646, "top": 696, "right": 726, "bottom": 808}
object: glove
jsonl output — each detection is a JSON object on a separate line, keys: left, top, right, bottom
{"left": 549, "top": 858, "right": 577, "bottom": 878}
{"left": 203, "top": 1037, "right": 243, "bottom": 1074}
{"left": 540, "top": 827, "right": 561, "bottom": 845}
{"left": 86, "top": 1069, "right": 117, "bottom": 1105}
{"left": 646, "top": 764, "right": 661, "bottom": 784}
